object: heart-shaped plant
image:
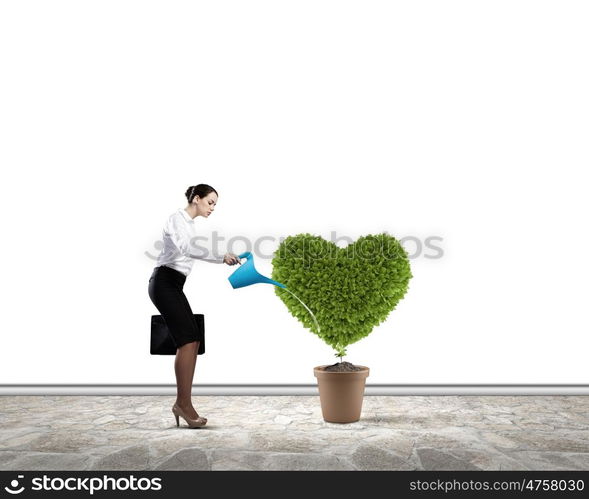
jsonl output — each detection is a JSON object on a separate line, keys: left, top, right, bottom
{"left": 271, "top": 233, "right": 412, "bottom": 359}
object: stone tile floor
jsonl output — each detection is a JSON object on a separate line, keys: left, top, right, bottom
{"left": 0, "top": 395, "right": 588, "bottom": 471}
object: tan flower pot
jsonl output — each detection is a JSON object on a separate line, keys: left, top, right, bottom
{"left": 313, "top": 365, "right": 370, "bottom": 423}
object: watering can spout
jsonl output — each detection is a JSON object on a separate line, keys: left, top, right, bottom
{"left": 260, "top": 275, "right": 287, "bottom": 288}
{"left": 228, "top": 251, "right": 287, "bottom": 289}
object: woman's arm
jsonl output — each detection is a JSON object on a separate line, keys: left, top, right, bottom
{"left": 167, "top": 215, "right": 225, "bottom": 264}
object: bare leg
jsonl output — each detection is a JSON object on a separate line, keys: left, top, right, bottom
{"left": 174, "top": 341, "right": 201, "bottom": 419}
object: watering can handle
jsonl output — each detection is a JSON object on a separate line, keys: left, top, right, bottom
{"left": 237, "top": 251, "right": 252, "bottom": 263}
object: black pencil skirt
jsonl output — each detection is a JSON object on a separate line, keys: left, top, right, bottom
{"left": 148, "top": 265, "right": 205, "bottom": 353}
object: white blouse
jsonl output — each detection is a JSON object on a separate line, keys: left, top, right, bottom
{"left": 155, "top": 208, "right": 225, "bottom": 276}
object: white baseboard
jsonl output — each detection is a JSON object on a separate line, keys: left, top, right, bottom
{"left": 1, "top": 385, "right": 589, "bottom": 395}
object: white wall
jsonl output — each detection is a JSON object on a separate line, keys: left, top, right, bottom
{"left": 1, "top": 0, "right": 587, "bottom": 385}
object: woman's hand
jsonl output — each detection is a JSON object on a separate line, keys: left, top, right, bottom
{"left": 223, "top": 252, "right": 241, "bottom": 266}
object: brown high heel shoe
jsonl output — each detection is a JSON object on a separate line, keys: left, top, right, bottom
{"left": 172, "top": 403, "right": 207, "bottom": 428}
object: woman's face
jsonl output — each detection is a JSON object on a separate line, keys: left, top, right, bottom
{"left": 195, "top": 192, "right": 218, "bottom": 217}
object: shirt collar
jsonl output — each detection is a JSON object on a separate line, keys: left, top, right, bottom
{"left": 179, "top": 208, "right": 195, "bottom": 224}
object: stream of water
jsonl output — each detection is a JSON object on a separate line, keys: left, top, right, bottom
{"left": 282, "top": 287, "right": 321, "bottom": 335}
{"left": 277, "top": 287, "right": 392, "bottom": 338}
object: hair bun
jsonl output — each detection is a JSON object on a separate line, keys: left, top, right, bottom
{"left": 185, "top": 185, "right": 195, "bottom": 201}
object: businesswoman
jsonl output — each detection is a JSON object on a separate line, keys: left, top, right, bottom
{"left": 148, "top": 184, "right": 240, "bottom": 428}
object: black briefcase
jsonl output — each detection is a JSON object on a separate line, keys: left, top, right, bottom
{"left": 150, "top": 314, "right": 205, "bottom": 355}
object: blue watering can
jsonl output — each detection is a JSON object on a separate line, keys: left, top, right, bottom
{"left": 228, "top": 251, "right": 286, "bottom": 289}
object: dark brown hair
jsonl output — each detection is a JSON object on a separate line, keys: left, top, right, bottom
{"left": 185, "top": 184, "right": 218, "bottom": 204}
